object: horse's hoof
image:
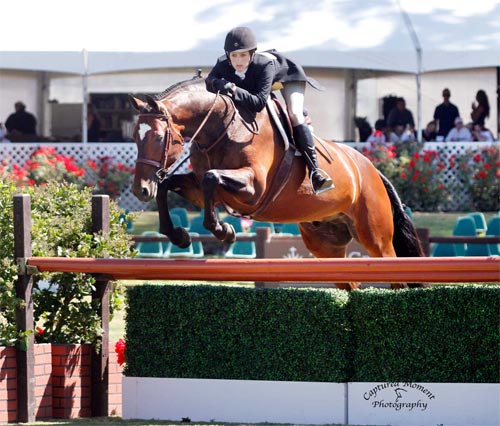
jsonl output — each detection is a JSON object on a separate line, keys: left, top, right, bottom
{"left": 170, "top": 227, "right": 191, "bottom": 248}
{"left": 222, "top": 223, "right": 236, "bottom": 244}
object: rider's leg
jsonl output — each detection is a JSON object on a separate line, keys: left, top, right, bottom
{"left": 281, "top": 82, "right": 333, "bottom": 193}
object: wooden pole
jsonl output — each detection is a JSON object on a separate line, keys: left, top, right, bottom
{"left": 13, "top": 194, "right": 36, "bottom": 423}
{"left": 90, "top": 195, "right": 111, "bottom": 417}
{"left": 27, "top": 256, "right": 500, "bottom": 283}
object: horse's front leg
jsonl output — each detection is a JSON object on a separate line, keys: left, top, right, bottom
{"left": 201, "top": 167, "right": 256, "bottom": 243}
{"left": 157, "top": 172, "right": 203, "bottom": 248}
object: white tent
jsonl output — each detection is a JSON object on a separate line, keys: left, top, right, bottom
{"left": 1, "top": 0, "right": 499, "bottom": 139}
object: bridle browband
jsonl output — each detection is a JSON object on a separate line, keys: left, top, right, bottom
{"left": 135, "top": 92, "right": 259, "bottom": 183}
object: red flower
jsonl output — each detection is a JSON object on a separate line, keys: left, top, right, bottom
{"left": 36, "top": 327, "right": 44, "bottom": 335}
{"left": 115, "top": 338, "right": 126, "bottom": 366}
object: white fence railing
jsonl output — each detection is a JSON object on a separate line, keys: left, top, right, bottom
{"left": 0, "top": 141, "right": 497, "bottom": 211}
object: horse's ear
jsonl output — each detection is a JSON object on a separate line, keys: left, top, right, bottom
{"left": 129, "top": 95, "right": 146, "bottom": 112}
{"left": 145, "top": 95, "right": 163, "bottom": 114}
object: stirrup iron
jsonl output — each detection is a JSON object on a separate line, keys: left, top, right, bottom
{"left": 310, "top": 169, "right": 334, "bottom": 194}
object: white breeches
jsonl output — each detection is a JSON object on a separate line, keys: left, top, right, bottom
{"left": 281, "top": 81, "right": 306, "bottom": 127}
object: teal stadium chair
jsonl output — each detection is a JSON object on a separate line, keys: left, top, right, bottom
{"left": 280, "top": 222, "right": 301, "bottom": 235}
{"left": 189, "top": 215, "right": 211, "bottom": 235}
{"left": 467, "top": 212, "right": 487, "bottom": 235}
{"left": 250, "top": 221, "right": 276, "bottom": 234}
{"left": 452, "top": 216, "right": 477, "bottom": 256}
{"left": 119, "top": 209, "right": 134, "bottom": 232}
{"left": 135, "top": 231, "right": 165, "bottom": 258}
{"left": 224, "top": 232, "right": 256, "bottom": 259}
{"left": 486, "top": 216, "right": 500, "bottom": 255}
{"left": 170, "top": 213, "right": 183, "bottom": 229}
{"left": 188, "top": 232, "right": 204, "bottom": 258}
{"left": 223, "top": 215, "right": 244, "bottom": 233}
{"left": 404, "top": 205, "right": 413, "bottom": 219}
{"left": 164, "top": 240, "right": 194, "bottom": 258}
{"left": 431, "top": 242, "right": 458, "bottom": 257}
{"left": 170, "top": 207, "right": 190, "bottom": 229}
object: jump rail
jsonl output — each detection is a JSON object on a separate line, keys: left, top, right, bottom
{"left": 27, "top": 256, "right": 500, "bottom": 283}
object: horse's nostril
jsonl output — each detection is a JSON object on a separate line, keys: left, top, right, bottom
{"left": 141, "top": 187, "right": 150, "bottom": 197}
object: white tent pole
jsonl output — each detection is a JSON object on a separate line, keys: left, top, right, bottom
{"left": 82, "top": 48, "right": 89, "bottom": 144}
{"left": 396, "top": 0, "right": 422, "bottom": 142}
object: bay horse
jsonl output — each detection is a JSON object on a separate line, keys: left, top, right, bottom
{"left": 129, "top": 76, "right": 424, "bottom": 290}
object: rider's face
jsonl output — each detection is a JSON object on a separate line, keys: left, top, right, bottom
{"left": 229, "top": 51, "right": 252, "bottom": 73}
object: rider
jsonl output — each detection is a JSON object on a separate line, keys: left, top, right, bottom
{"left": 206, "top": 26, "right": 334, "bottom": 194}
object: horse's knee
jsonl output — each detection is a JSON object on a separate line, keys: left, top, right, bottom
{"left": 202, "top": 170, "right": 220, "bottom": 193}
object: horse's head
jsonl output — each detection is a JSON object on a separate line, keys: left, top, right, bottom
{"left": 129, "top": 94, "right": 184, "bottom": 201}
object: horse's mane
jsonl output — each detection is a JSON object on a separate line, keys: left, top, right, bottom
{"left": 154, "top": 76, "right": 205, "bottom": 101}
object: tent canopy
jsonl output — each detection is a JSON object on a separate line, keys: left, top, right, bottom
{"left": 1, "top": 0, "right": 499, "bottom": 75}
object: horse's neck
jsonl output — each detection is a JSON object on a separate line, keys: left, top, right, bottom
{"left": 174, "top": 94, "right": 234, "bottom": 144}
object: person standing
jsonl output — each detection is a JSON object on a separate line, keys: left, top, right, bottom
{"left": 470, "top": 89, "right": 490, "bottom": 126}
{"left": 433, "top": 88, "right": 459, "bottom": 139}
{"left": 5, "top": 101, "right": 37, "bottom": 141}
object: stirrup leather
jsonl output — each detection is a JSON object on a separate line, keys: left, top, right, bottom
{"left": 310, "top": 169, "right": 334, "bottom": 194}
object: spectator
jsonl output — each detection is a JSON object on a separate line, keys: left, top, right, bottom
{"left": 389, "top": 123, "right": 415, "bottom": 144}
{"left": 472, "top": 123, "right": 494, "bottom": 142}
{"left": 387, "top": 97, "right": 415, "bottom": 133}
{"left": 5, "top": 101, "right": 37, "bottom": 141}
{"left": 366, "top": 119, "right": 387, "bottom": 143}
{"left": 470, "top": 89, "right": 490, "bottom": 126}
{"left": 445, "top": 117, "right": 472, "bottom": 142}
{"left": 421, "top": 120, "right": 437, "bottom": 142}
{"left": 433, "top": 88, "right": 459, "bottom": 139}
{"left": 0, "top": 123, "right": 11, "bottom": 143}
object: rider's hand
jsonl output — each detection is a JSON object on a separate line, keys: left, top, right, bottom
{"left": 211, "top": 78, "right": 228, "bottom": 92}
{"left": 223, "top": 82, "right": 236, "bottom": 95}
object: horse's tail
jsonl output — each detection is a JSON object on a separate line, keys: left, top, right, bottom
{"left": 378, "top": 170, "right": 424, "bottom": 257}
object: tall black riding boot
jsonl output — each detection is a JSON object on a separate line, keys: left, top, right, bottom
{"left": 293, "top": 123, "right": 334, "bottom": 193}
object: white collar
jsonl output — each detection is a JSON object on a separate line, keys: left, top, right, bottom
{"left": 235, "top": 70, "right": 247, "bottom": 80}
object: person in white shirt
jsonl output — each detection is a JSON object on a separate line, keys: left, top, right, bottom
{"left": 472, "top": 123, "right": 494, "bottom": 142}
{"left": 445, "top": 117, "right": 472, "bottom": 142}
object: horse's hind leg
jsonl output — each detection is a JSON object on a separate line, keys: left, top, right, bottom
{"left": 352, "top": 200, "right": 408, "bottom": 289}
{"left": 299, "top": 222, "right": 360, "bottom": 291}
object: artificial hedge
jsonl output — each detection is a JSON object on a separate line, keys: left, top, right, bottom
{"left": 350, "top": 285, "right": 500, "bottom": 383}
{"left": 125, "top": 285, "right": 500, "bottom": 383}
{"left": 125, "top": 285, "right": 350, "bottom": 382}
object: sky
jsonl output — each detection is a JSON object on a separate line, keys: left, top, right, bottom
{"left": 2, "top": 0, "right": 499, "bottom": 53}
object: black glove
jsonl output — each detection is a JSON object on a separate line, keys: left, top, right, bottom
{"left": 211, "top": 78, "right": 228, "bottom": 92}
{"left": 223, "top": 82, "right": 236, "bottom": 95}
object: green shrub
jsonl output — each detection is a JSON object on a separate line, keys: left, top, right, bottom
{"left": 350, "top": 286, "right": 500, "bottom": 383}
{"left": 124, "top": 285, "right": 500, "bottom": 383}
{"left": 125, "top": 285, "right": 350, "bottom": 382}
{"left": 0, "top": 181, "right": 135, "bottom": 346}
{"left": 454, "top": 145, "right": 500, "bottom": 211}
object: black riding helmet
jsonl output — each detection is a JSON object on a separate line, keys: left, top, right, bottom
{"left": 224, "top": 27, "right": 257, "bottom": 53}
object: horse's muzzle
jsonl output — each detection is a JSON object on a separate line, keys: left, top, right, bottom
{"left": 133, "top": 180, "right": 157, "bottom": 202}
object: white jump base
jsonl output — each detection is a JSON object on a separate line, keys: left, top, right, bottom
{"left": 123, "top": 377, "right": 499, "bottom": 425}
